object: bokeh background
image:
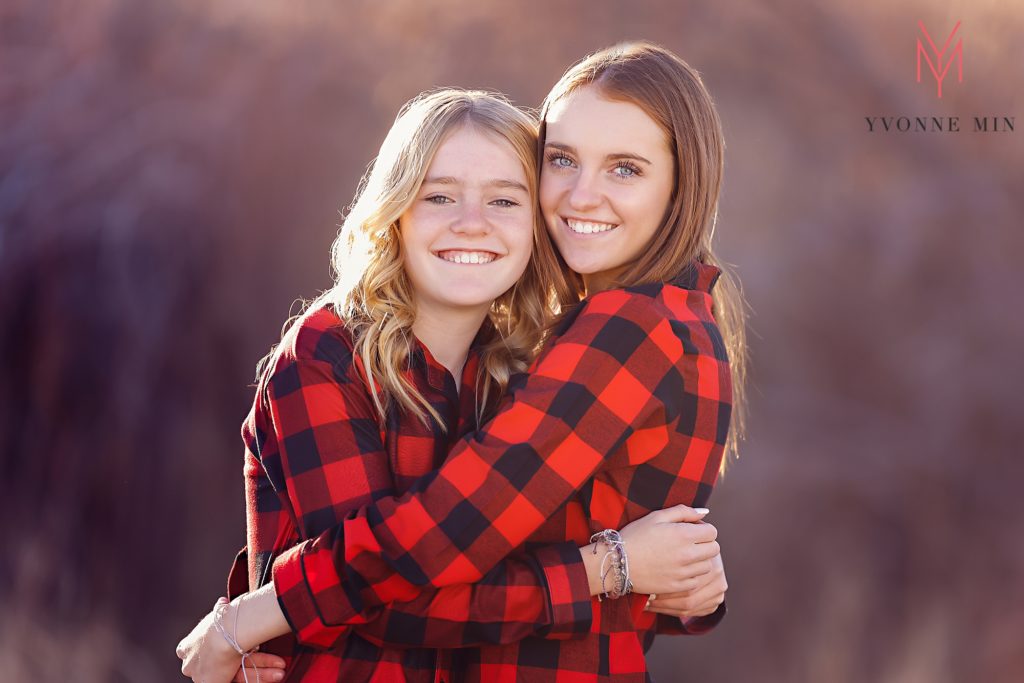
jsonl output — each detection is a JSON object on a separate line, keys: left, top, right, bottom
{"left": 2, "top": 0, "right": 1022, "bottom": 681}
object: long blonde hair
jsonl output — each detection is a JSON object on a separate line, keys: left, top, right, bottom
{"left": 540, "top": 42, "right": 748, "bottom": 463}
{"left": 266, "top": 89, "right": 565, "bottom": 430}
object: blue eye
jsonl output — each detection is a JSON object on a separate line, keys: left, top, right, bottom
{"left": 613, "top": 162, "right": 641, "bottom": 178}
{"left": 425, "top": 195, "right": 453, "bottom": 204}
{"left": 547, "top": 152, "right": 575, "bottom": 169}
{"left": 491, "top": 199, "right": 520, "bottom": 208}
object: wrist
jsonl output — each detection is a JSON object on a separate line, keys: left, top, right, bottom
{"left": 232, "top": 582, "right": 292, "bottom": 652}
{"left": 590, "top": 529, "right": 632, "bottom": 600}
{"left": 207, "top": 611, "right": 243, "bottom": 662}
{"left": 581, "top": 530, "right": 634, "bottom": 600}
{"left": 580, "top": 543, "right": 606, "bottom": 597}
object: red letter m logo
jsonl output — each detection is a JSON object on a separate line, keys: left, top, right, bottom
{"left": 917, "top": 20, "right": 963, "bottom": 98}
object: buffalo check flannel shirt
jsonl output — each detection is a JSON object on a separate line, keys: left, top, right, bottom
{"left": 233, "top": 306, "right": 593, "bottom": 681}
{"left": 273, "top": 262, "right": 732, "bottom": 682}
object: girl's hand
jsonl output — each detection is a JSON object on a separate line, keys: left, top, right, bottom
{"left": 617, "top": 504, "right": 720, "bottom": 596}
{"left": 176, "top": 603, "right": 243, "bottom": 683}
{"left": 645, "top": 552, "right": 727, "bottom": 618}
{"left": 231, "top": 653, "right": 288, "bottom": 683}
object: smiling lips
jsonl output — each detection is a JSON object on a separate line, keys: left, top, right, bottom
{"left": 566, "top": 217, "right": 618, "bottom": 235}
{"left": 435, "top": 249, "right": 500, "bottom": 265}
{"left": 433, "top": 219, "right": 617, "bottom": 265}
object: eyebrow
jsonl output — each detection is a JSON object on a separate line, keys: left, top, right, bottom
{"left": 544, "top": 142, "right": 653, "bottom": 166}
{"left": 422, "top": 176, "right": 529, "bottom": 193}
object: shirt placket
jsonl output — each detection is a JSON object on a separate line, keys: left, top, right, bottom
{"left": 410, "top": 345, "right": 464, "bottom": 683}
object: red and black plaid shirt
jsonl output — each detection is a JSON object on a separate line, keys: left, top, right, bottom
{"left": 273, "top": 262, "right": 732, "bottom": 682}
{"left": 232, "top": 306, "right": 593, "bottom": 682}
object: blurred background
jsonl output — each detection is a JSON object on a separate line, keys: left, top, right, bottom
{"left": 2, "top": 0, "right": 1022, "bottom": 680}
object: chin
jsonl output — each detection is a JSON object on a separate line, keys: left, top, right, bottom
{"left": 561, "top": 255, "right": 606, "bottom": 276}
{"left": 442, "top": 288, "right": 510, "bottom": 309}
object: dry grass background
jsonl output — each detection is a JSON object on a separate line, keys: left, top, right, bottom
{"left": 1, "top": 0, "right": 1022, "bottom": 680}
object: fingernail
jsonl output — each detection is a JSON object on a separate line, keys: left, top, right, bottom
{"left": 694, "top": 508, "right": 710, "bottom": 515}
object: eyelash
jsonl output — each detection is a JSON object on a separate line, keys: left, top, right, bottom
{"left": 613, "top": 161, "right": 642, "bottom": 178}
{"left": 546, "top": 151, "right": 575, "bottom": 169}
{"left": 546, "top": 152, "right": 643, "bottom": 179}
{"left": 424, "top": 195, "right": 520, "bottom": 208}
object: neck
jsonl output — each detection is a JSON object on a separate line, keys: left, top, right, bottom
{"left": 582, "top": 266, "right": 626, "bottom": 296}
{"left": 411, "top": 303, "right": 489, "bottom": 382}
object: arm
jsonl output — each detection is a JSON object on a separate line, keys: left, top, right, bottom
{"left": 254, "top": 354, "right": 596, "bottom": 649}
{"left": 237, "top": 542, "right": 595, "bottom": 651}
{"left": 241, "top": 350, "right": 716, "bottom": 652}
{"left": 645, "top": 551, "right": 728, "bottom": 635}
{"left": 273, "top": 288, "right": 730, "bottom": 643}
{"left": 179, "top": 289, "right": 727, "bottom": 677}
{"left": 354, "top": 502, "right": 715, "bottom": 649}
{"left": 352, "top": 543, "right": 589, "bottom": 649}
{"left": 653, "top": 602, "right": 727, "bottom": 636}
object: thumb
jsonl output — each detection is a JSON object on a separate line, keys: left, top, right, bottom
{"left": 657, "top": 504, "right": 710, "bottom": 523}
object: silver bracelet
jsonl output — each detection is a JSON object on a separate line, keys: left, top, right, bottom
{"left": 590, "top": 529, "right": 633, "bottom": 600}
{"left": 213, "top": 597, "right": 260, "bottom": 683}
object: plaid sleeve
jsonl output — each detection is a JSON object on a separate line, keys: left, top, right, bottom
{"left": 266, "top": 357, "right": 592, "bottom": 649}
{"left": 652, "top": 601, "right": 727, "bottom": 636}
{"left": 273, "top": 286, "right": 729, "bottom": 633}
{"left": 263, "top": 356, "right": 390, "bottom": 648}
{"left": 352, "top": 541, "right": 592, "bottom": 649}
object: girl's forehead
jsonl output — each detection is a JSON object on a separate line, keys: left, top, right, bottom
{"left": 545, "top": 87, "right": 668, "bottom": 154}
{"left": 421, "top": 126, "right": 531, "bottom": 191}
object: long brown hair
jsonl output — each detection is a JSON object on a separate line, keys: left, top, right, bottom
{"left": 540, "top": 42, "right": 748, "bottom": 463}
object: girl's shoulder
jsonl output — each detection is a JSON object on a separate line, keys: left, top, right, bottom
{"left": 245, "top": 306, "right": 366, "bottom": 441}
{"left": 548, "top": 263, "right": 724, "bottom": 361}
{"left": 270, "top": 304, "right": 359, "bottom": 377}
{"left": 558, "top": 262, "right": 721, "bottom": 334}
{"left": 619, "top": 261, "right": 720, "bottom": 316}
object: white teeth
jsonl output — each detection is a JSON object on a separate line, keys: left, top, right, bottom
{"left": 437, "top": 250, "right": 497, "bottom": 264}
{"left": 566, "top": 218, "right": 617, "bottom": 234}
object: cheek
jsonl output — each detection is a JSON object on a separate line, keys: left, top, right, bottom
{"left": 399, "top": 228, "right": 414, "bottom": 258}
{"left": 619, "top": 188, "right": 666, "bottom": 234}
{"left": 498, "top": 221, "right": 534, "bottom": 275}
{"left": 398, "top": 214, "right": 421, "bottom": 251}
{"left": 645, "top": 175, "right": 675, "bottom": 227}
{"left": 513, "top": 221, "right": 536, "bottom": 262}
{"left": 402, "top": 212, "right": 440, "bottom": 254}
{"left": 398, "top": 223, "right": 432, "bottom": 282}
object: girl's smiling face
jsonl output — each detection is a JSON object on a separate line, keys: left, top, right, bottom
{"left": 400, "top": 124, "right": 534, "bottom": 317}
{"left": 540, "top": 85, "right": 675, "bottom": 293}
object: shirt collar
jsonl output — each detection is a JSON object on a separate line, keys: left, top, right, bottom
{"left": 671, "top": 260, "right": 722, "bottom": 293}
{"left": 411, "top": 332, "right": 484, "bottom": 393}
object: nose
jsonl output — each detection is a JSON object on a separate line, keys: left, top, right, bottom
{"left": 450, "top": 200, "right": 490, "bottom": 235}
{"left": 567, "top": 171, "right": 602, "bottom": 212}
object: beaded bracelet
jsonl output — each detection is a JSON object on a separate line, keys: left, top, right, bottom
{"left": 590, "top": 529, "right": 634, "bottom": 600}
{"left": 213, "top": 597, "right": 260, "bottom": 683}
